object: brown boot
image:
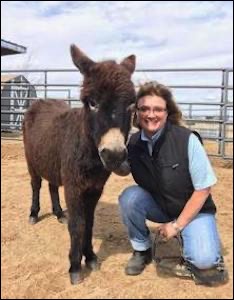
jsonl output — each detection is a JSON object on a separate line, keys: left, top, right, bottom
{"left": 125, "top": 248, "right": 152, "bottom": 275}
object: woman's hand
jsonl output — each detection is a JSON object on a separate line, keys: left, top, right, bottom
{"left": 158, "top": 222, "right": 179, "bottom": 241}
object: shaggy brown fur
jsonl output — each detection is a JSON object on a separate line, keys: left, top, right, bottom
{"left": 23, "top": 44, "right": 136, "bottom": 284}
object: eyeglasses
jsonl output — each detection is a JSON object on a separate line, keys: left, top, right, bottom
{"left": 137, "top": 106, "right": 167, "bottom": 115}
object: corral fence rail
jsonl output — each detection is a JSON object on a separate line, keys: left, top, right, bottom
{"left": 1, "top": 68, "right": 233, "bottom": 160}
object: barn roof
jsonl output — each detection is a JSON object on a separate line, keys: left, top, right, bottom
{"left": 1, "top": 74, "right": 25, "bottom": 91}
{"left": 1, "top": 74, "right": 19, "bottom": 83}
{"left": 1, "top": 39, "right": 27, "bottom": 56}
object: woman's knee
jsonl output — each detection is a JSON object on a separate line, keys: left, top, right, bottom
{"left": 182, "top": 214, "right": 222, "bottom": 269}
{"left": 187, "top": 253, "right": 220, "bottom": 269}
{"left": 119, "top": 185, "right": 144, "bottom": 211}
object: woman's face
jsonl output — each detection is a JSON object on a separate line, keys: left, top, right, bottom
{"left": 136, "top": 94, "right": 168, "bottom": 137}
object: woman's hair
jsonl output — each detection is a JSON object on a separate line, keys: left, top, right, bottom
{"left": 135, "top": 81, "right": 183, "bottom": 126}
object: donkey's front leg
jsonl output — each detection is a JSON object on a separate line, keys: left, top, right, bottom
{"left": 65, "top": 185, "right": 85, "bottom": 285}
{"left": 83, "top": 189, "right": 103, "bottom": 271}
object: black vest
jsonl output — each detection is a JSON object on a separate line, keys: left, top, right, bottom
{"left": 128, "top": 122, "right": 216, "bottom": 218}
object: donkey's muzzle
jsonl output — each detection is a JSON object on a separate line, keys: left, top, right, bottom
{"left": 99, "top": 148, "right": 127, "bottom": 171}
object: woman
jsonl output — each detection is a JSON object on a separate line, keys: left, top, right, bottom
{"left": 119, "top": 81, "right": 228, "bottom": 286}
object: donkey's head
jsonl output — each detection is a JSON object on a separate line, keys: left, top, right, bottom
{"left": 71, "top": 44, "right": 136, "bottom": 172}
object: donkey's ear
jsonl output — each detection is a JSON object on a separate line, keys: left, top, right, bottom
{"left": 120, "top": 55, "right": 136, "bottom": 74}
{"left": 70, "top": 44, "right": 95, "bottom": 75}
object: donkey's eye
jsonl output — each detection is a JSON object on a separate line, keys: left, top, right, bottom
{"left": 88, "top": 99, "right": 99, "bottom": 111}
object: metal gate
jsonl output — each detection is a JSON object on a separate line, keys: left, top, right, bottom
{"left": 1, "top": 68, "right": 233, "bottom": 159}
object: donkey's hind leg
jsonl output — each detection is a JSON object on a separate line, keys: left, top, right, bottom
{"left": 29, "top": 175, "right": 42, "bottom": 224}
{"left": 49, "top": 183, "right": 67, "bottom": 224}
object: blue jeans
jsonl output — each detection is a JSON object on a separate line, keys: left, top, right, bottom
{"left": 119, "top": 185, "right": 223, "bottom": 269}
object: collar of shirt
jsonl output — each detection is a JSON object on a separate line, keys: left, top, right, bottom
{"left": 140, "top": 127, "right": 164, "bottom": 155}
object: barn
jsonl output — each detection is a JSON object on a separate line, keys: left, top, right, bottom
{"left": 1, "top": 38, "right": 29, "bottom": 131}
{"left": 1, "top": 74, "right": 37, "bottom": 131}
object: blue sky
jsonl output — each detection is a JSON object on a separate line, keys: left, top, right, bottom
{"left": 1, "top": 1, "right": 233, "bottom": 70}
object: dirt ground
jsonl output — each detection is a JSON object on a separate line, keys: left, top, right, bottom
{"left": 1, "top": 139, "right": 233, "bottom": 299}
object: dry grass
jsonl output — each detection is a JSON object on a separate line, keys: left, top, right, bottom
{"left": 1, "top": 140, "right": 233, "bottom": 299}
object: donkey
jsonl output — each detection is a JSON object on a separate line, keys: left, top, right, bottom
{"left": 23, "top": 44, "right": 136, "bottom": 284}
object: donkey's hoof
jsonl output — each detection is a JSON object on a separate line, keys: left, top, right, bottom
{"left": 58, "top": 216, "right": 68, "bottom": 224}
{"left": 86, "top": 259, "right": 100, "bottom": 271}
{"left": 70, "top": 272, "right": 83, "bottom": 285}
{"left": 29, "top": 216, "right": 38, "bottom": 224}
